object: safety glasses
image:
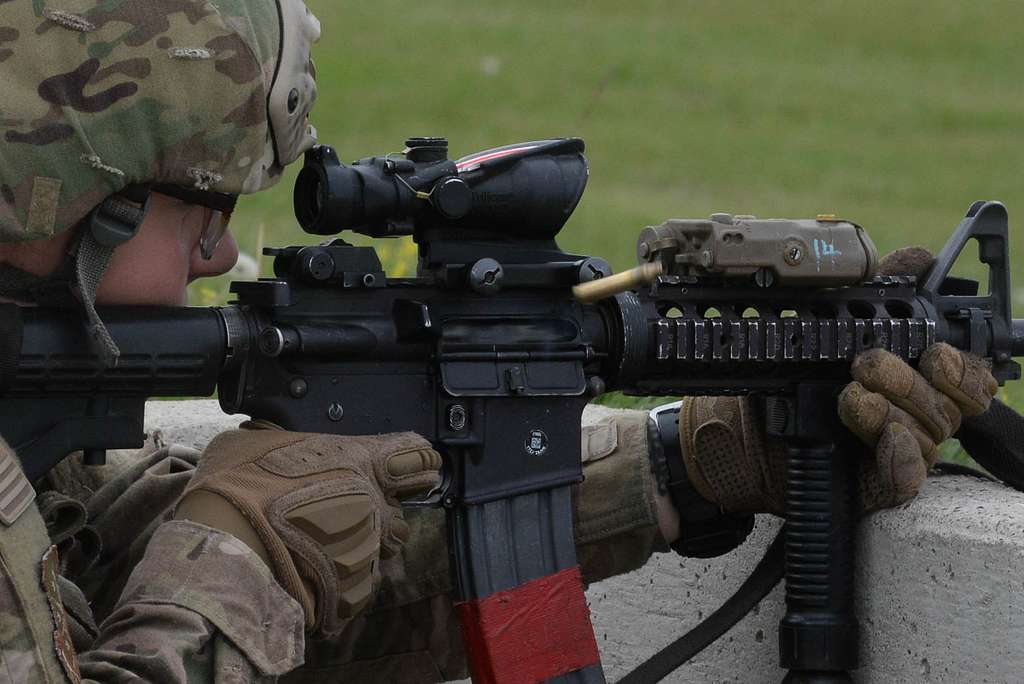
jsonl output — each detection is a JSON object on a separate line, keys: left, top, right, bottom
{"left": 150, "top": 184, "right": 238, "bottom": 260}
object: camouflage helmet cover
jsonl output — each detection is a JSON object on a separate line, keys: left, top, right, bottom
{"left": 0, "top": 0, "right": 320, "bottom": 243}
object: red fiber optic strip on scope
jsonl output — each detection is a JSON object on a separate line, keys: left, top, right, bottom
{"left": 454, "top": 566, "right": 601, "bottom": 684}
{"left": 456, "top": 145, "right": 540, "bottom": 172}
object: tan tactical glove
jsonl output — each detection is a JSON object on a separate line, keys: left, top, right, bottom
{"left": 175, "top": 423, "right": 441, "bottom": 636}
{"left": 678, "top": 247, "right": 998, "bottom": 515}
{"left": 679, "top": 343, "right": 997, "bottom": 515}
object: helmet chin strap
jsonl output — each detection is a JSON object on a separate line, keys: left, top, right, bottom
{"left": 75, "top": 193, "right": 150, "bottom": 366}
{"left": 0, "top": 191, "right": 150, "bottom": 367}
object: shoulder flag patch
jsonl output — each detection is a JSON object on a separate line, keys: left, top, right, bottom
{"left": 0, "top": 440, "right": 34, "bottom": 526}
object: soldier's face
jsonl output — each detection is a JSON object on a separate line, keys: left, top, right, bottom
{"left": 95, "top": 192, "right": 239, "bottom": 306}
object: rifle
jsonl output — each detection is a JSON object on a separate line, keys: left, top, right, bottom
{"left": 0, "top": 137, "right": 1021, "bottom": 684}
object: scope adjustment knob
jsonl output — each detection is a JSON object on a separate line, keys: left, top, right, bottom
{"left": 432, "top": 177, "right": 473, "bottom": 219}
{"left": 405, "top": 137, "right": 449, "bottom": 163}
{"left": 405, "top": 136, "right": 448, "bottom": 148}
{"left": 469, "top": 258, "right": 504, "bottom": 295}
{"left": 298, "top": 247, "right": 336, "bottom": 282}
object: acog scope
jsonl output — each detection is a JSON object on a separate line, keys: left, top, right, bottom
{"left": 293, "top": 137, "right": 589, "bottom": 240}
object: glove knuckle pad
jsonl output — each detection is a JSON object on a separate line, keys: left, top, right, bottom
{"left": 192, "top": 428, "right": 435, "bottom": 633}
{"left": 286, "top": 494, "right": 376, "bottom": 557}
{"left": 382, "top": 447, "right": 443, "bottom": 499}
{"left": 336, "top": 572, "right": 374, "bottom": 619}
{"left": 283, "top": 492, "right": 381, "bottom": 620}
{"left": 385, "top": 448, "right": 442, "bottom": 478}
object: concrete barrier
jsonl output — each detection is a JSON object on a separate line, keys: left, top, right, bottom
{"left": 147, "top": 401, "right": 1024, "bottom": 683}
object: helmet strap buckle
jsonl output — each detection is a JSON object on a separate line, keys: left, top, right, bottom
{"left": 87, "top": 191, "right": 151, "bottom": 248}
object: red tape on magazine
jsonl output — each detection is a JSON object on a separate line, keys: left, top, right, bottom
{"left": 455, "top": 566, "right": 601, "bottom": 684}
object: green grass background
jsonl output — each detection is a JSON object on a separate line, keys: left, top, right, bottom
{"left": 191, "top": 0, "right": 1024, "bottom": 457}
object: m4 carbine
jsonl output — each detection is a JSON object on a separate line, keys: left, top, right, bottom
{"left": 0, "top": 137, "right": 1021, "bottom": 684}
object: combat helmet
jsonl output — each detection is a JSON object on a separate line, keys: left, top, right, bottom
{"left": 0, "top": 0, "right": 320, "bottom": 362}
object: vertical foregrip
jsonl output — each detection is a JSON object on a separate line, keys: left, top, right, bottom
{"left": 449, "top": 486, "right": 605, "bottom": 684}
{"left": 779, "top": 443, "right": 858, "bottom": 682}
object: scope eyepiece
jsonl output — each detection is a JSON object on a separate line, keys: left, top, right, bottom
{"left": 293, "top": 146, "right": 334, "bottom": 234}
{"left": 294, "top": 145, "right": 429, "bottom": 237}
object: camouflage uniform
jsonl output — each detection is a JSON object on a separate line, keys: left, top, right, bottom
{"left": 0, "top": 433, "right": 306, "bottom": 683}
{"left": 0, "top": 412, "right": 658, "bottom": 683}
{"left": 0, "top": 2, "right": 663, "bottom": 680}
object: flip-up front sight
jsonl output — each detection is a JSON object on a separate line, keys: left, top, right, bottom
{"left": 293, "top": 137, "right": 589, "bottom": 240}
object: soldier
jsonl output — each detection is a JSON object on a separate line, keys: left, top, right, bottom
{"left": 0, "top": 1, "right": 997, "bottom": 682}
